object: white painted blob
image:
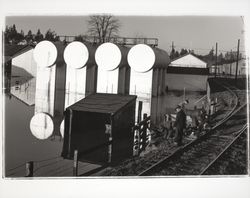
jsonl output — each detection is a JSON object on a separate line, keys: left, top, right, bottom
{"left": 128, "top": 44, "right": 155, "bottom": 73}
{"left": 64, "top": 41, "right": 89, "bottom": 69}
{"left": 30, "top": 113, "right": 54, "bottom": 140}
{"left": 33, "top": 40, "right": 57, "bottom": 67}
{"left": 95, "top": 43, "right": 122, "bottom": 71}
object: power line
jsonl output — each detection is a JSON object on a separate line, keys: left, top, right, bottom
{"left": 171, "top": 43, "right": 245, "bottom": 54}
{"left": 235, "top": 39, "right": 240, "bottom": 82}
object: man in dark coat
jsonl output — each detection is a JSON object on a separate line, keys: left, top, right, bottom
{"left": 173, "top": 105, "right": 186, "bottom": 146}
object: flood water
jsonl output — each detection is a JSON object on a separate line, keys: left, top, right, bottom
{"left": 4, "top": 61, "right": 205, "bottom": 177}
{"left": 4, "top": 93, "right": 63, "bottom": 176}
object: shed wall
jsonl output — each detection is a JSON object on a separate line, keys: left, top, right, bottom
{"left": 12, "top": 49, "right": 37, "bottom": 76}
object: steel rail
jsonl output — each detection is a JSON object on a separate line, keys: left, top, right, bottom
{"left": 200, "top": 123, "right": 247, "bottom": 175}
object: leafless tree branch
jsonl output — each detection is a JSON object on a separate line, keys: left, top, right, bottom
{"left": 87, "top": 14, "right": 120, "bottom": 43}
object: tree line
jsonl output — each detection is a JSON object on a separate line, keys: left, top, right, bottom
{"left": 170, "top": 47, "right": 242, "bottom": 65}
{"left": 5, "top": 15, "right": 241, "bottom": 66}
{"left": 4, "top": 15, "right": 120, "bottom": 45}
{"left": 4, "top": 24, "right": 60, "bottom": 45}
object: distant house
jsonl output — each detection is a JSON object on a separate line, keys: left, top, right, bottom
{"left": 17, "top": 40, "right": 28, "bottom": 45}
{"left": 163, "top": 53, "right": 209, "bottom": 115}
{"left": 166, "top": 53, "right": 209, "bottom": 92}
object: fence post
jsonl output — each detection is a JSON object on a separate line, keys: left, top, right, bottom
{"left": 73, "top": 150, "right": 78, "bottom": 176}
{"left": 142, "top": 113, "right": 148, "bottom": 150}
{"left": 26, "top": 161, "right": 34, "bottom": 177}
{"left": 108, "top": 137, "right": 112, "bottom": 163}
{"left": 133, "top": 126, "right": 140, "bottom": 156}
{"left": 137, "top": 101, "right": 143, "bottom": 123}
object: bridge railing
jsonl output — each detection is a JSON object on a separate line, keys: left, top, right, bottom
{"left": 58, "top": 35, "right": 158, "bottom": 47}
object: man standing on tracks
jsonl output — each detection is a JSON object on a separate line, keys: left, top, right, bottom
{"left": 173, "top": 105, "right": 186, "bottom": 146}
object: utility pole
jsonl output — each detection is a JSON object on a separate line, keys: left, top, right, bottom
{"left": 235, "top": 39, "right": 240, "bottom": 83}
{"left": 214, "top": 42, "right": 218, "bottom": 78}
{"left": 171, "top": 41, "right": 175, "bottom": 51}
{"left": 170, "top": 41, "right": 175, "bottom": 59}
{"left": 230, "top": 50, "right": 232, "bottom": 76}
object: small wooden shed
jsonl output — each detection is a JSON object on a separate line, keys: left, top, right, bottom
{"left": 61, "top": 93, "right": 137, "bottom": 164}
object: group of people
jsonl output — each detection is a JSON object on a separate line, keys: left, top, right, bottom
{"left": 162, "top": 103, "right": 210, "bottom": 146}
{"left": 162, "top": 105, "right": 186, "bottom": 146}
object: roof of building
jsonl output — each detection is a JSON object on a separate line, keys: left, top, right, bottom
{"left": 4, "top": 44, "right": 34, "bottom": 63}
{"left": 67, "top": 93, "right": 137, "bottom": 115}
{"left": 170, "top": 53, "right": 207, "bottom": 68}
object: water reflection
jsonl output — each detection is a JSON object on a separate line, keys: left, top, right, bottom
{"left": 151, "top": 91, "right": 204, "bottom": 126}
{"left": 129, "top": 70, "right": 152, "bottom": 120}
{"left": 32, "top": 60, "right": 87, "bottom": 138}
{"left": 5, "top": 46, "right": 207, "bottom": 177}
{"left": 7, "top": 60, "right": 205, "bottom": 133}
{"left": 10, "top": 77, "right": 36, "bottom": 106}
{"left": 65, "top": 66, "right": 86, "bottom": 108}
{"left": 30, "top": 113, "right": 54, "bottom": 140}
{"left": 7, "top": 63, "right": 36, "bottom": 105}
{"left": 34, "top": 66, "right": 56, "bottom": 116}
{"left": 4, "top": 94, "right": 63, "bottom": 176}
{"left": 97, "top": 68, "right": 119, "bottom": 94}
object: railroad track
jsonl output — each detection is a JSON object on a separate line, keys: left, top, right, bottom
{"left": 138, "top": 104, "right": 247, "bottom": 176}
{"left": 138, "top": 80, "right": 247, "bottom": 176}
{"left": 200, "top": 124, "right": 247, "bottom": 175}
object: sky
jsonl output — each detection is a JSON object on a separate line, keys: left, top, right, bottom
{"left": 5, "top": 16, "right": 245, "bottom": 55}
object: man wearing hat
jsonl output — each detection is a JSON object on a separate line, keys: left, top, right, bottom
{"left": 173, "top": 105, "right": 186, "bottom": 146}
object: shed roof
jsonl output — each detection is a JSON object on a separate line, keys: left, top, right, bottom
{"left": 4, "top": 44, "right": 33, "bottom": 57}
{"left": 4, "top": 44, "right": 34, "bottom": 63}
{"left": 67, "top": 93, "right": 137, "bottom": 115}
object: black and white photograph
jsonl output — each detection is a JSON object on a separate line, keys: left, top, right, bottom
{"left": 0, "top": 0, "right": 250, "bottom": 197}
{"left": 2, "top": 14, "right": 248, "bottom": 177}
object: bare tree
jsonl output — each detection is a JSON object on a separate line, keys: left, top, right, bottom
{"left": 87, "top": 15, "right": 120, "bottom": 43}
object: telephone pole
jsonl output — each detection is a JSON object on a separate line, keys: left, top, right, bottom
{"left": 214, "top": 42, "right": 218, "bottom": 78}
{"left": 170, "top": 41, "right": 175, "bottom": 59}
{"left": 230, "top": 49, "right": 232, "bottom": 76}
{"left": 171, "top": 41, "right": 175, "bottom": 51}
{"left": 235, "top": 39, "right": 240, "bottom": 83}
